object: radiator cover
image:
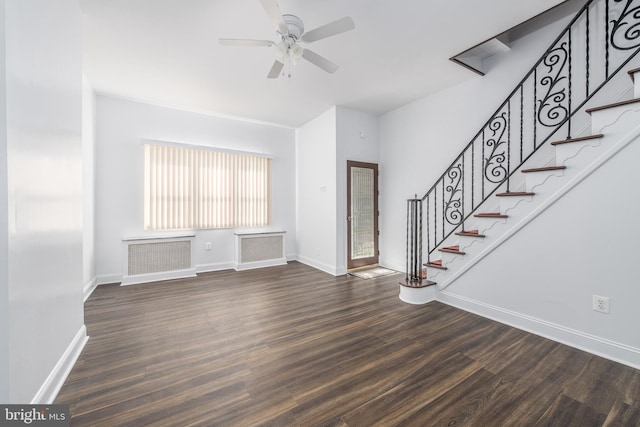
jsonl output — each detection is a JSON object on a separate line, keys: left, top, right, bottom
{"left": 234, "top": 231, "right": 287, "bottom": 271}
{"left": 122, "top": 235, "right": 196, "bottom": 285}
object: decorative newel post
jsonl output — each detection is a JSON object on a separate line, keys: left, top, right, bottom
{"left": 400, "top": 194, "right": 434, "bottom": 305}
{"left": 405, "top": 194, "right": 422, "bottom": 285}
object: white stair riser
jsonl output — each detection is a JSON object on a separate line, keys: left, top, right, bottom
{"left": 591, "top": 103, "right": 640, "bottom": 135}
{"left": 555, "top": 140, "right": 602, "bottom": 167}
{"left": 425, "top": 268, "right": 445, "bottom": 280}
{"left": 435, "top": 105, "right": 640, "bottom": 290}
{"left": 499, "top": 194, "right": 534, "bottom": 213}
{"left": 524, "top": 169, "right": 565, "bottom": 193}
{"left": 633, "top": 72, "right": 640, "bottom": 98}
{"left": 474, "top": 216, "right": 509, "bottom": 237}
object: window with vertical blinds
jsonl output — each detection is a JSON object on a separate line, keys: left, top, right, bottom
{"left": 144, "top": 144, "right": 271, "bottom": 230}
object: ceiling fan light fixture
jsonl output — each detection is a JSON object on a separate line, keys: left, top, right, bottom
{"left": 219, "top": 0, "right": 355, "bottom": 79}
{"left": 275, "top": 41, "right": 288, "bottom": 60}
{"left": 275, "top": 40, "right": 302, "bottom": 60}
{"left": 280, "top": 14, "right": 304, "bottom": 39}
{"left": 290, "top": 44, "right": 303, "bottom": 61}
{"left": 274, "top": 40, "right": 303, "bottom": 76}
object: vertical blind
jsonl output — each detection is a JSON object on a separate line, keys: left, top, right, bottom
{"left": 144, "top": 144, "right": 271, "bottom": 230}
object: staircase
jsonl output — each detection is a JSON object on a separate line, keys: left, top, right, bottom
{"left": 402, "top": 0, "right": 640, "bottom": 297}
{"left": 427, "top": 89, "right": 640, "bottom": 289}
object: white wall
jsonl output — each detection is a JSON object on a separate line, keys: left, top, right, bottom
{"left": 295, "top": 107, "right": 338, "bottom": 274}
{"left": 441, "top": 131, "right": 640, "bottom": 366}
{"left": 378, "top": 0, "right": 640, "bottom": 366}
{"left": 336, "top": 107, "right": 379, "bottom": 274}
{"left": 295, "top": 106, "right": 379, "bottom": 276}
{"left": 379, "top": 11, "right": 574, "bottom": 271}
{"left": 5, "top": 0, "right": 85, "bottom": 402}
{"left": 82, "top": 75, "right": 96, "bottom": 300}
{"left": 94, "top": 95, "right": 296, "bottom": 282}
{"left": 0, "top": 0, "right": 9, "bottom": 404}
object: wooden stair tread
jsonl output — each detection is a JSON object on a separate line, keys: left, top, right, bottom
{"left": 475, "top": 212, "right": 508, "bottom": 218}
{"left": 456, "top": 230, "right": 485, "bottom": 237}
{"left": 424, "top": 261, "right": 447, "bottom": 270}
{"left": 521, "top": 166, "right": 566, "bottom": 173}
{"left": 550, "top": 134, "right": 603, "bottom": 146}
{"left": 628, "top": 67, "right": 640, "bottom": 81}
{"left": 439, "top": 246, "right": 465, "bottom": 255}
{"left": 586, "top": 98, "right": 640, "bottom": 114}
{"left": 400, "top": 279, "right": 437, "bottom": 288}
{"left": 496, "top": 191, "right": 535, "bottom": 197}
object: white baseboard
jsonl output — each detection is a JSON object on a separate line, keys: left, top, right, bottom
{"left": 107, "top": 255, "right": 319, "bottom": 281}
{"left": 335, "top": 265, "right": 347, "bottom": 276}
{"left": 96, "top": 273, "right": 121, "bottom": 286}
{"left": 295, "top": 255, "right": 340, "bottom": 276}
{"left": 380, "top": 261, "right": 405, "bottom": 275}
{"left": 83, "top": 277, "right": 98, "bottom": 302}
{"left": 195, "top": 262, "right": 234, "bottom": 273}
{"left": 233, "top": 258, "right": 287, "bottom": 271}
{"left": 193, "top": 256, "right": 301, "bottom": 274}
{"left": 438, "top": 290, "right": 640, "bottom": 370}
{"left": 120, "top": 268, "right": 197, "bottom": 286}
{"left": 31, "top": 325, "right": 88, "bottom": 404}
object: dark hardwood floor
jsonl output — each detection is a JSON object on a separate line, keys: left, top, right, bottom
{"left": 56, "top": 262, "right": 640, "bottom": 426}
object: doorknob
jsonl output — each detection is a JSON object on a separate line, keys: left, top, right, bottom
{"left": 347, "top": 216, "right": 351, "bottom": 221}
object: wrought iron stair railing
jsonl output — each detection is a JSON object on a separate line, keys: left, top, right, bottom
{"left": 405, "top": 0, "right": 640, "bottom": 284}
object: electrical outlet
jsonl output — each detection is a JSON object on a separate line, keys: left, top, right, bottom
{"left": 593, "top": 295, "right": 610, "bottom": 314}
{"left": 205, "top": 242, "right": 212, "bottom": 251}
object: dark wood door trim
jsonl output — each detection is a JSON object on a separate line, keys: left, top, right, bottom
{"left": 347, "top": 160, "right": 379, "bottom": 270}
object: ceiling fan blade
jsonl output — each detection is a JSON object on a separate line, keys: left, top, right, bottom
{"left": 258, "top": 0, "right": 289, "bottom": 35}
{"left": 301, "top": 17, "right": 355, "bottom": 43}
{"left": 218, "top": 39, "right": 274, "bottom": 47}
{"left": 267, "top": 60, "right": 285, "bottom": 78}
{"left": 302, "top": 49, "right": 339, "bottom": 74}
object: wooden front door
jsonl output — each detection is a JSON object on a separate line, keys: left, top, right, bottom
{"left": 347, "top": 161, "right": 379, "bottom": 269}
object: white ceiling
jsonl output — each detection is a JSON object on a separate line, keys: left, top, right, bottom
{"left": 79, "top": 0, "right": 566, "bottom": 128}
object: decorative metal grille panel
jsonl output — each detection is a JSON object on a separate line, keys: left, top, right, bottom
{"left": 127, "top": 241, "right": 191, "bottom": 276}
{"left": 240, "top": 235, "right": 284, "bottom": 263}
{"left": 350, "top": 167, "right": 375, "bottom": 260}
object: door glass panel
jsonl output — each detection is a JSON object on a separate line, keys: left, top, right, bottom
{"left": 350, "top": 167, "right": 375, "bottom": 260}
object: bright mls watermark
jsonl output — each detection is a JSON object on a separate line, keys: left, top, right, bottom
{"left": 1, "top": 405, "right": 69, "bottom": 426}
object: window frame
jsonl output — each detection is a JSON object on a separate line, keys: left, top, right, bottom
{"left": 143, "top": 142, "right": 271, "bottom": 231}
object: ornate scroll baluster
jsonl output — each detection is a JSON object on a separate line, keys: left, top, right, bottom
{"left": 444, "top": 162, "right": 463, "bottom": 227}
{"left": 538, "top": 42, "right": 569, "bottom": 128}
{"left": 414, "top": 0, "right": 640, "bottom": 269}
{"left": 611, "top": 0, "right": 640, "bottom": 50}
{"left": 484, "top": 112, "right": 508, "bottom": 184}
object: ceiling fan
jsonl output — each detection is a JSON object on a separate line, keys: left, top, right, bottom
{"left": 219, "top": 0, "right": 355, "bottom": 78}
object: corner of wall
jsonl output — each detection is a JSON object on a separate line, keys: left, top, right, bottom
{"left": 6, "top": 0, "right": 85, "bottom": 402}
{"left": 31, "top": 326, "right": 88, "bottom": 404}
{"left": 83, "top": 278, "right": 98, "bottom": 303}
